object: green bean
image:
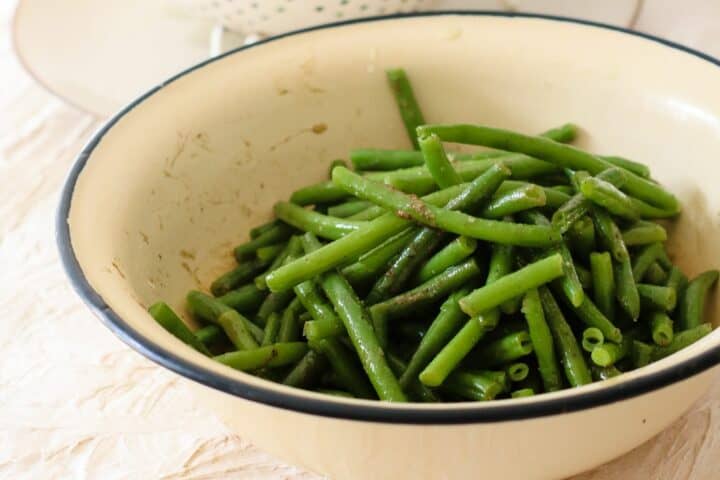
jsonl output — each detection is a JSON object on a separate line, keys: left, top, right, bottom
{"left": 211, "top": 258, "right": 270, "bottom": 296}
{"left": 552, "top": 168, "right": 626, "bottom": 232}
{"left": 542, "top": 123, "right": 579, "bottom": 143}
{"left": 371, "top": 258, "right": 482, "bottom": 319}
{"left": 254, "top": 236, "right": 304, "bottom": 289}
{"left": 443, "top": 370, "right": 505, "bottom": 401}
{"left": 582, "top": 327, "right": 605, "bottom": 353}
{"left": 591, "top": 207, "right": 628, "bottom": 262}
{"left": 506, "top": 362, "right": 530, "bottom": 382}
{"left": 622, "top": 221, "right": 667, "bottom": 246}
{"left": 538, "top": 286, "right": 592, "bottom": 387}
{"left": 419, "top": 132, "right": 463, "bottom": 188}
{"left": 148, "top": 302, "right": 211, "bottom": 355}
{"left": 511, "top": 388, "right": 536, "bottom": 398}
{"left": 632, "top": 243, "right": 666, "bottom": 282}
{"left": 470, "top": 330, "right": 533, "bottom": 367}
{"left": 290, "top": 181, "right": 349, "bottom": 206}
{"left": 386, "top": 68, "right": 425, "bottom": 149}
{"left": 520, "top": 210, "right": 584, "bottom": 307}
{"left": 347, "top": 204, "right": 386, "bottom": 221}
{"left": 327, "top": 200, "right": 373, "bottom": 218}
{"left": 648, "top": 312, "right": 674, "bottom": 347}
{"left": 679, "top": 270, "right": 719, "bottom": 330}
{"left": 350, "top": 149, "right": 504, "bottom": 171}
{"left": 256, "top": 289, "right": 295, "bottom": 328}
{"left": 419, "top": 310, "right": 500, "bottom": 387}
{"left": 414, "top": 237, "right": 477, "bottom": 284}
{"left": 267, "top": 183, "right": 480, "bottom": 291}
{"left": 665, "top": 266, "right": 688, "bottom": 311}
{"left": 481, "top": 243, "right": 519, "bottom": 314}
{"left": 591, "top": 365, "right": 622, "bottom": 381}
{"left": 328, "top": 159, "right": 348, "bottom": 178}
{"left": 218, "top": 310, "right": 260, "bottom": 350}
{"left": 302, "top": 233, "right": 406, "bottom": 401}
{"left": 614, "top": 256, "right": 640, "bottom": 320}
{"left": 187, "top": 291, "right": 264, "bottom": 343}
{"left": 277, "top": 298, "right": 305, "bottom": 343}
{"left": 261, "top": 312, "right": 281, "bottom": 346}
{"left": 341, "top": 227, "right": 416, "bottom": 285}
{"left": 309, "top": 338, "right": 376, "bottom": 400}
{"left": 399, "top": 288, "right": 470, "bottom": 388}
{"left": 195, "top": 324, "right": 224, "bottom": 347}
{"left": 637, "top": 284, "right": 677, "bottom": 312}
{"left": 214, "top": 342, "right": 308, "bottom": 371}
{"left": 575, "top": 263, "right": 593, "bottom": 290}
{"left": 386, "top": 353, "right": 439, "bottom": 403}
{"left": 632, "top": 340, "right": 655, "bottom": 368}
{"left": 256, "top": 243, "right": 286, "bottom": 263}
{"left": 218, "top": 284, "right": 267, "bottom": 313}
{"left": 274, "top": 202, "right": 365, "bottom": 240}
{"left": 551, "top": 185, "right": 574, "bottom": 195}
{"left": 418, "top": 124, "right": 680, "bottom": 212}
{"left": 565, "top": 216, "right": 596, "bottom": 260}
{"left": 580, "top": 177, "right": 639, "bottom": 221}
{"left": 334, "top": 167, "right": 561, "bottom": 247}
{"left": 557, "top": 284, "right": 622, "bottom": 343}
{"left": 652, "top": 323, "right": 712, "bottom": 360}
{"left": 590, "top": 252, "right": 616, "bottom": 320}
{"left": 303, "top": 319, "right": 342, "bottom": 342}
{"left": 601, "top": 155, "right": 650, "bottom": 179}
{"left": 522, "top": 288, "right": 563, "bottom": 391}
{"left": 481, "top": 184, "right": 546, "bottom": 218}
{"left": 294, "top": 277, "right": 343, "bottom": 340}
{"left": 282, "top": 350, "right": 328, "bottom": 388}
{"left": 460, "top": 254, "right": 564, "bottom": 317}
{"left": 591, "top": 335, "right": 632, "bottom": 367}
{"left": 645, "top": 263, "right": 668, "bottom": 285}
{"left": 250, "top": 219, "right": 281, "bottom": 239}
{"left": 496, "top": 181, "right": 570, "bottom": 209}
{"left": 234, "top": 224, "right": 294, "bottom": 261}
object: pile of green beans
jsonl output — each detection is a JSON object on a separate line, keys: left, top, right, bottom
{"left": 148, "top": 68, "right": 717, "bottom": 403}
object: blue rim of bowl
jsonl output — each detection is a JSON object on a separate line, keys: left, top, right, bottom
{"left": 57, "top": 11, "right": 720, "bottom": 424}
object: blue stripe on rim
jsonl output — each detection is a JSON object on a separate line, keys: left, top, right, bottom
{"left": 57, "top": 11, "right": 720, "bottom": 424}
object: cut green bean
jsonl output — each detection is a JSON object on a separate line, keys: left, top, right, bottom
{"left": 590, "top": 252, "right": 616, "bottom": 320}
{"left": 254, "top": 235, "right": 304, "bottom": 289}
{"left": 632, "top": 340, "right": 655, "bottom": 368}
{"left": 386, "top": 68, "right": 425, "bottom": 149}
{"left": 679, "top": 270, "right": 719, "bottom": 330}
{"left": 250, "top": 219, "right": 281, "bottom": 239}
{"left": 511, "top": 388, "right": 536, "bottom": 398}
{"left": 211, "top": 258, "right": 270, "bottom": 296}
{"left": 666, "top": 266, "right": 688, "bottom": 311}
{"left": 328, "top": 159, "right": 347, "bottom": 178}
{"left": 470, "top": 330, "right": 533, "bottom": 367}
{"left": 418, "top": 124, "right": 680, "bottom": 212}
{"left": 565, "top": 216, "right": 596, "bottom": 260}
{"left": 282, "top": 350, "right": 328, "bottom": 388}
{"left": 645, "top": 263, "right": 668, "bottom": 285}
{"left": 371, "top": 258, "right": 482, "bottom": 319}
{"left": 195, "top": 324, "right": 224, "bottom": 347}
{"left": 290, "top": 181, "right": 349, "bottom": 206}
{"left": 187, "top": 291, "right": 267, "bottom": 344}
{"left": 333, "top": 167, "right": 560, "bottom": 248}
{"left": 481, "top": 184, "right": 546, "bottom": 219}
{"left": 214, "top": 342, "right": 308, "bottom": 371}
{"left": 399, "top": 288, "right": 470, "bottom": 388}
{"left": 632, "top": 243, "right": 666, "bottom": 282}
{"left": 414, "top": 237, "right": 477, "bottom": 284}
{"left": 652, "top": 323, "right": 712, "bottom": 360}
{"left": 277, "top": 298, "right": 305, "bottom": 343}
{"left": 385, "top": 353, "right": 439, "bottom": 403}
{"left": 622, "top": 221, "right": 667, "bottom": 246}
{"left": 148, "top": 302, "right": 211, "bottom": 355}
{"left": 637, "top": 284, "right": 677, "bottom": 312}
{"left": 218, "top": 284, "right": 267, "bottom": 314}
{"left": 341, "top": 227, "right": 416, "bottom": 286}
{"left": 542, "top": 123, "right": 578, "bottom": 143}
{"left": 649, "top": 312, "right": 674, "bottom": 347}
{"left": 591, "top": 207, "right": 628, "bottom": 262}
{"left": 538, "top": 286, "right": 592, "bottom": 387}
{"left": 419, "top": 310, "right": 500, "bottom": 387}
{"left": 294, "top": 277, "right": 343, "bottom": 340}
{"left": 460, "top": 254, "right": 564, "bottom": 317}
{"left": 261, "top": 312, "right": 281, "bottom": 346}
{"left": 591, "top": 336, "right": 632, "bottom": 367}
{"left": 419, "top": 132, "right": 462, "bottom": 188}
{"left": 303, "top": 233, "right": 406, "bottom": 401}
{"left": 614, "top": 256, "right": 640, "bottom": 321}
{"left": 580, "top": 176, "right": 639, "bottom": 221}
{"left": 582, "top": 327, "right": 605, "bottom": 353}
{"left": 218, "top": 310, "right": 260, "bottom": 350}
{"left": 327, "top": 200, "right": 373, "bottom": 218}
{"left": 556, "top": 285, "right": 622, "bottom": 343}
{"left": 522, "top": 288, "right": 563, "bottom": 391}
{"left": 575, "top": 263, "right": 593, "bottom": 290}
{"left": 234, "top": 224, "right": 294, "bottom": 261}
{"left": 274, "top": 202, "right": 365, "bottom": 240}
{"left": 601, "top": 155, "right": 650, "bottom": 179}
{"left": 256, "top": 243, "right": 286, "bottom": 263}
{"left": 309, "top": 338, "right": 376, "bottom": 400}
{"left": 443, "top": 370, "right": 505, "bottom": 401}
{"left": 506, "top": 362, "right": 530, "bottom": 382}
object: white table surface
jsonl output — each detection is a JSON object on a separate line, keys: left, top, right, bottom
{"left": 2, "top": 1, "right": 720, "bottom": 478}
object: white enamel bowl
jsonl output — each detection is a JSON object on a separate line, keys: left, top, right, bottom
{"left": 58, "top": 13, "right": 720, "bottom": 480}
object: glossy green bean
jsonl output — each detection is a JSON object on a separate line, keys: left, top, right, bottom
{"left": 470, "top": 330, "right": 533, "bottom": 368}
{"left": 614, "top": 256, "right": 640, "bottom": 321}
{"left": 652, "top": 323, "right": 712, "bottom": 360}
{"left": 277, "top": 298, "right": 305, "bottom": 343}
{"left": 195, "top": 324, "right": 224, "bottom": 347}
{"left": 419, "top": 132, "right": 462, "bottom": 188}
{"left": 148, "top": 302, "right": 211, "bottom": 355}
{"left": 506, "top": 362, "right": 530, "bottom": 382}
{"left": 649, "top": 312, "right": 674, "bottom": 347}
{"left": 309, "top": 339, "right": 375, "bottom": 400}
{"left": 631, "top": 243, "right": 666, "bottom": 282}
{"left": 218, "top": 310, "right": 260, "bottom": 350}
{"left": 214, "top": 342, "right": 308, "bottom": 371}
{"left": 414, "top": 237, "right": 478, "bottom": 284}
{"left": 601, "top": 155, "right": 650, "bottom": 179}
{"left": 327, "top": 200, "right": 373, "bottom": 218}
{"left": 218, "top": 284, "right": 267, "bottom": 313}
{"left": 522, "top": 288, "right": 563, "bottom": 391}
{"left": 582, "top": 327, "right": 605, "bottom": 353}
{"left": 622, "top": 221, "right": 667, "bottom": 246}
{"left": 274, "top": 202, "right": 365, "bottom": 240}
{"left": 679, "top": 270, "right": 719, "bottom": 330}
{"left": 341, "top": 227, "right": 416, "bottom": 286}
{"left": 637, "top": 283, "right": 677, "bottom": 312}
{"left": 254, "top": 236, "right": 304, "bottom": 289}
{"left": 590, "top": 252, "right": 616, "bottom": 320}
{"left": 386, "top": 68, "right": 425, "bottom": 149}
{"left": 261, "top": 312, "right": 281, "bottom": 346}
{"left": 282, "top": 350, "right": 328, "bottom": 388}
{"left": 481, "top": 184, "right": 546, "bottom": 219}
{"left": 443, "top": 370, "right": 505, "bottom": 401}
{"left": 591, "top": 207, "right": 628, "bottom": 262}
{"left": 580, "top": 177, "right": 639, "bottom": 220}
{"left": 591, "top": 335, "right": 632, "bottom": 367}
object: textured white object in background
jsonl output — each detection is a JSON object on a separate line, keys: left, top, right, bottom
{"left": 2, "top": 1, "right": 720, "bottom": 479}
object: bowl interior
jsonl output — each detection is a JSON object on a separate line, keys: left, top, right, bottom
{"left": 66, "top": 13, "right": 720, "bottom": 412}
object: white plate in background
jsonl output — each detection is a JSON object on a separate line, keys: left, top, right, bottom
{"left": 11, "top": 0, "right": 644, "bottom": 117}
